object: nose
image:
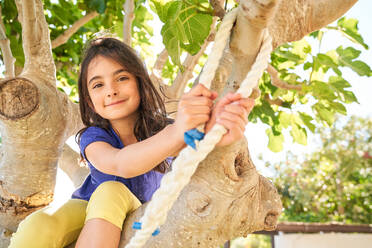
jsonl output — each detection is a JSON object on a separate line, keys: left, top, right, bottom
{"left": 106, "top": 83, "right": 118, "bottom": 97}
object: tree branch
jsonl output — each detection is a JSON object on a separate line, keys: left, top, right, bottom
{"left": 267, "top": 64, "right": 302, "bottom": 91}
{"left": 209, "top": 0, "right": 225, "bottom": 19}
{"left": 310, "top": 0, "right": 358, "bottom": 32}
{"left": 17, "top": 0, "right": 56, "bottom": 82}
{"left": 123, "top": 0, "right": 135, "bottom": 46}
{"left": 269, "top": 0, "right": 357, "bottom": 48}
{"left": 51, "top": 11, "right": 99, "bottom": 49}
{"left": 264, "top": 93, "right": 284, "bottom": 106}
{"left": 21, "top": 0, "right": 40, "bottom": 55}
{"left": 150, "top": 48, "right": 169, "bottom": 95}
{"left": 58, "top": 144, "right": 89, "bottom": 188}
{"left": 0, "top": 7, "right": 15, "bottom": 78}
{"left": 229, "top": 0, "right": 278, "bottom": 84}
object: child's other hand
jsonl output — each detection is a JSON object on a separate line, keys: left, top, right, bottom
{"left": 205, "top": 93, "right": 254, "bottom": 147}
{"left": 173, "top": 84, "right": 217, "bottom": 143}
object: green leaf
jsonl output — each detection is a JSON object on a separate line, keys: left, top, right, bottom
{"left": 2, "top": 0, "right": 18, "bottom": 20}
{"left": 337, "top": 17, "right": 368, "bottom": 49}
{"left": 161, "top": 22, "right": 182, "bottom": 65}
{"left": 334, "top": 46, "right": 372, "bottom": 76}
{"left": 311, "top": 80, "right": 336, "bottom": 101}
{"left": 85, "top": 0, "right": 106, "bottom": 14}
{"left": 150, "top": 1, "right": 173, "bottom": 23}
{"left": 342, "top": 91, "right": 358, "bottom": 104}
{"left": 290, "top": 124, "right": 307, "bottom": 145}
{"left": 279, "top": 112, "right": 292, "bottom": 128}
{"left": 251, "top": 100, "right": 278, "bottom": 126}
{"left": 313, "top": 103, "right": 335, "bottom": 126}
{"left": 304, "top": 62, "right": 312, "bottom": 70}
{"left": 329, "top": 76, "right": 351, "bottom": 90}
{"left": 274, "top": 49, "right": 303, "bottom": 64}
{"left": 316, "top": 53, "right": 341, "bottom": 75}
{"left": 329, "top": 101, "right": 347, "bottom": 115}
{"left": 329, "top": 77, "right": 357, "bottom": 104}
{"left": 299, "top": 112, "right": 316, "bottom": 133}
{"left": 266, "top": 128, "right": 284, "bottom": 152}
{"left": 292, "top": 39, "right": 312, "bottom": 60}
{"left": 156, "top": 0, "right": 212, "bottom": 66}
{"left": 336, "top": 46, "right": 361, "bottom": 60}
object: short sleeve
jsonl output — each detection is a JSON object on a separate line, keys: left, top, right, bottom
{"left": 79, "top": 127, "right": 116, "bottom": 161}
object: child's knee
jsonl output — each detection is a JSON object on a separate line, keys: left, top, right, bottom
{"left": 86, "top": 181, "right": 141, "bottom": 229}
{"left": 92, "top": 181, "right": 141, "bottom": 209}
{"left": 10, "top": 211, "right": 61, "bottom": 248}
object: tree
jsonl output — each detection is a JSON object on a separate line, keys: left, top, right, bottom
{"left": 271, "top": 115, "right": 372, "bottom": 224}
{"left": 0, "top": 0, "right": 370, "bottom": 247}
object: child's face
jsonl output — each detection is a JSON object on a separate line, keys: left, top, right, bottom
{"left": 86, "top": 55, "right": 140, "bottom": 123}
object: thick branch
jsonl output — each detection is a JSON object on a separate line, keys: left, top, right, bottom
{"left": 51, "top": 11, "right": 98, "bottom": 49}
{"left": 21, "top": 0, "right": 39, "bottom": 54}
{"left": 58, "top": 144, "right": 89, "bottom": 188}
{"left": 0, "top": 7, "right": 15, "bottom": 78}
{"left": 229, "top": 0, "right": 279, "bottom": 84}
{"left": 123, "top": 0, "right": 134, "bottom": 46}
{"left": 61, "top": 92, "right": 84, "bottom": 138}
{"left": 310, "top": 0, "right": 358, "bottom": 32}
{"left": 269, "top": 0, "right": 357, "bottom": 48}
{"left": 17, "top": 0, "right": 56, "bottom": 82}
{"left": 267, "top": 65, "right": 302, "bottom": 91}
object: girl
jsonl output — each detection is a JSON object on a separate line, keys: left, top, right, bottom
{"left": 10, "top": 37, "right": 254, "bottom": 248}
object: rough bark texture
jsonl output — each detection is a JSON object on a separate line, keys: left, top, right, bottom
{"left": 58, "top": 144, "right": 89, "bottom": 188}
{"left": 0, "top": 0, "right": 82, "bottom": 235}
{"left": 119, "top": 140, "right": 281, "bottom": 247}
{"left": 0, "top": 0, "right": 358, "bottom": 247}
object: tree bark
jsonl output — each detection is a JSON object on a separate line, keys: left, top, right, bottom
{"left": 123, "top": 0, "right": 135, "bottom": 46}
{"left": 0, "top": 7, "right": 15, "bottom": 78}
{"left": 0, "top": 0, "right": 82, "bottom": 234}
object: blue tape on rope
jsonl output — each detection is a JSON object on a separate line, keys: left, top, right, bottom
{"left": 152, "top": 228, "right": 160, "bottom": 236}
{"left": 132, "top": 222, "right": 142, "bottom": 230}
{"left": 132, "top": 222, "right": 160, "bottom": 236}
{"left": 184, "top": 128, "right": 205, "bottom": 150}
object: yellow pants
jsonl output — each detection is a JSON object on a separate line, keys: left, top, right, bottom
{"left": 9, "top": 181, "right": 141, "bottom": 248}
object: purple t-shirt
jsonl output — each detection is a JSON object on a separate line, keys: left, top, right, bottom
{"left": 71, "top": 126, "right": 166, "bottom": 203}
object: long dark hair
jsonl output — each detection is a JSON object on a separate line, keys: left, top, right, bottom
{"left": 76, "top": 37, "right": 170, "bottom": 173}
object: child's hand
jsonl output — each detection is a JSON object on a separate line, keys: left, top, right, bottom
{"left": 205, "top": 93, "right": 254, "bottom": 147}
{"left": 173, "top": 84, "right": 217, "bottom": 143}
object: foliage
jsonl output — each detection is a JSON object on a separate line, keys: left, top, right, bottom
{"left": 230, "top": 235, "right": 271, "bottom": 248}
{"left": 250, "top": 19, "right": 371, "bottom": 152}
{"left": 268, "top": 116, "right": 372, "bottom": 224}
{"left": 0, "top": 0, "right": 371, "bottom": 151}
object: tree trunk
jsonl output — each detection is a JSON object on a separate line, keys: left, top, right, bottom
{"left": 0, "top": 0, "right": 358, "bottom": 247}
{"left": 0, "top": 0, "right": 81, "bottom": 238}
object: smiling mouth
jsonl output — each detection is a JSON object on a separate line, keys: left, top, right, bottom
{"left": 105, "top": 99, "right": 126, "bottom": 107}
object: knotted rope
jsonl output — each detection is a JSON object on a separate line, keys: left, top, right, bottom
{"left": 126, "top": 8, "right": 272, "bottom": 248}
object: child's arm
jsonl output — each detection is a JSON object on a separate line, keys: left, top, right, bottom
{"left": 84, "top": 84, "right": 216, "bottom": 178}
{"left": 205, "top": 93, "right": 255, "bottom": 147}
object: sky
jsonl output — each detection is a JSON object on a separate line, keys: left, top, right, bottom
{"left": 1, "top": 1, "right": 369, "bottom": 203}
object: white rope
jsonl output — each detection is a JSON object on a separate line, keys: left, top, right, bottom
{"left": 125, "top": 8, "right": 272, "bottom": 248}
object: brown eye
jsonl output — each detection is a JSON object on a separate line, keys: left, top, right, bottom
{"left": 92, "top": 83, "right": 103, "bottom": 89}
{"left": 118, "top": 76, "right": 129, "bottom": 82}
